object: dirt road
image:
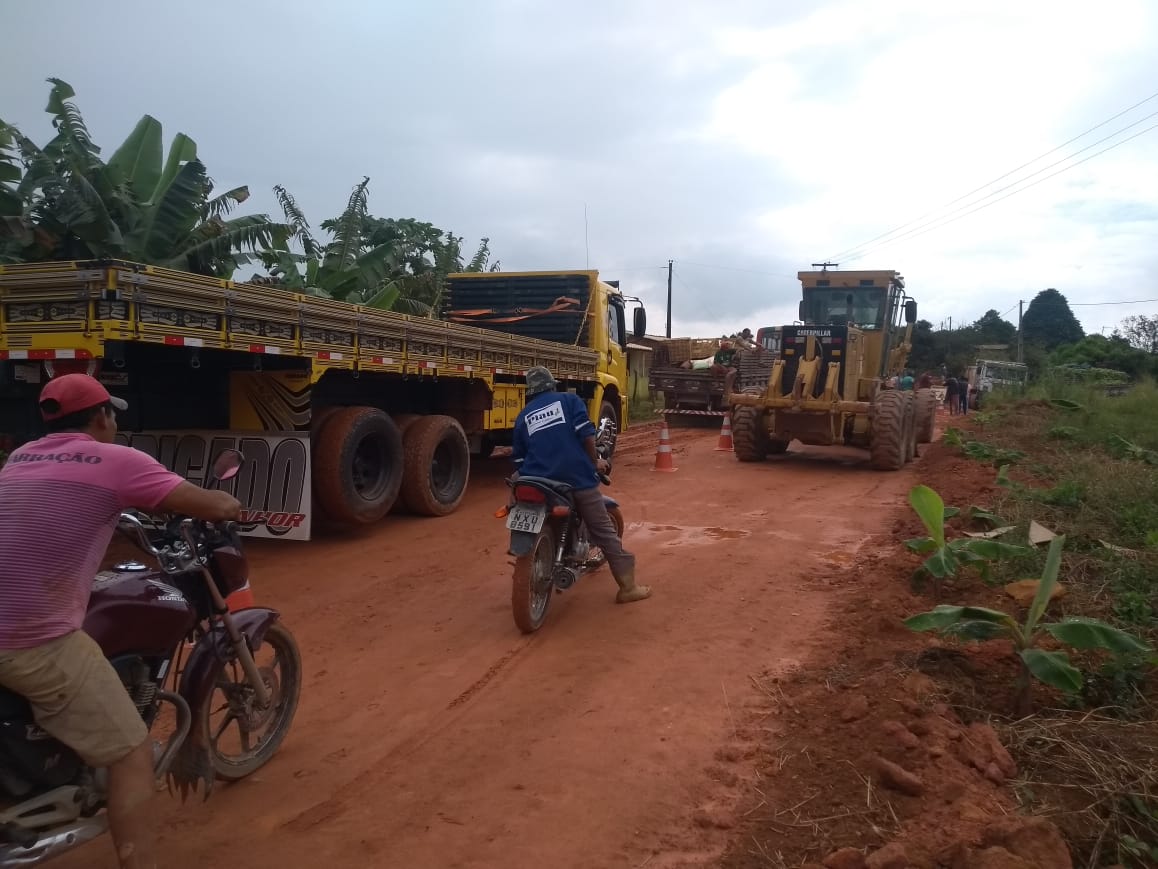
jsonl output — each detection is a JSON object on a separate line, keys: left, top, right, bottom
{"left": 62, "top": 424, "right": 920, "bottom": 869}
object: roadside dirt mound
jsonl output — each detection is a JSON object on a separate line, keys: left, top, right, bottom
{"left": 718, "top": 440, "right": 1073, "bottom": 869}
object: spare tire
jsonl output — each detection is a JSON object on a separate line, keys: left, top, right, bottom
{"left": 313, "top": 406, "right": 403, "bottom": 524}
{"left": 400, "top": 415, "right": 470, "bottom": 516}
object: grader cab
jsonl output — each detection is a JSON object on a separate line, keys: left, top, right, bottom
{"left": 729, "top": 268, "right": 937, "bottom": 470}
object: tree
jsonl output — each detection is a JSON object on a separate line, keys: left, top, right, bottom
{"left": 1020, "top": 288, "right": 1084, "bottom": 350}
{"left": 0, "top": 78, "right": 284, "bottom": 276}
{"left": 1117, "top": 314, "right": 1158, "bottom": 354}
{"left": 971, "top": 309, "right": 1017, "bottom": 346}
{"left": 262, "top": 178, "right": 499, "bottom": 315}
{"left": 907, "top": 319, "right": 939, "bottom": 373}
{"left": 1050, "top": 334, "right": 1157, "bottom": 380}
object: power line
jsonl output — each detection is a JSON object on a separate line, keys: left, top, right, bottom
{"left": 843, "top": 119, "right": 1158, "bottom": 263}
{"left": 1070, "top": 297, "right": 1158, "bottom": 306}
{"left": 829, "top": 88, "right": 1158, "bottom": 262}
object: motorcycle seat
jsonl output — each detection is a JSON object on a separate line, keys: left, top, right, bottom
{"left": 0, "top": 687, "right": 32, "bottom": 719}
{"left": 511, "top": 476, "right": 574, "bottom": 496}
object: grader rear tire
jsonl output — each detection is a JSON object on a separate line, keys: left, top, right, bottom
{"left": 915, "top": 388, "right": 937, "bottom": 444}
{"left": 869, "top": 390, "right": 908, "bottom": 471}
{"left": 766, "top": 439, "right": 790, "bottom": 455}
{"left": 904, "top": 391, "right": 919, "bottom": 462}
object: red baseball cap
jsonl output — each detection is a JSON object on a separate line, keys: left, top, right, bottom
{"left": 39, "top": 373, "right": 128, "bottom": 421}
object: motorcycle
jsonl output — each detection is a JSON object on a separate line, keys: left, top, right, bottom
{"left": 499, "top": 420, "right": 624, "bottom": 633}
{"left": 0, "top": 449, "right": 301, "bottom": 866}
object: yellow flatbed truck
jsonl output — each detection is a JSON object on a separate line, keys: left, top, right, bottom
{"left": 0, "top": 261, "right": 645, "bottom": 539}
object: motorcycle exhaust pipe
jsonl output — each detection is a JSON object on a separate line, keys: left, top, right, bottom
{"left": 0, "top": 816, "right": 107, "bottom": 866}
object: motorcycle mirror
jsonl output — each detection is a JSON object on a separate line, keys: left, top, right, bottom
{"left": 210, "top": 449, "right": 244, "bottom": 483}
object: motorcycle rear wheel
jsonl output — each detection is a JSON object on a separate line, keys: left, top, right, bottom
{"left": 512, "top": 528, "right": 555, "bottom": 634}
{"left": 200, "top": 622, "right": 302, "bottom": 781}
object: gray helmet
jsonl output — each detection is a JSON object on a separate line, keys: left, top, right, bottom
{"left": 525, "top": 366, "right": 557, "bottom": 398}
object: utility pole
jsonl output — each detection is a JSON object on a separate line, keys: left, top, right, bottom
{"left": 1017, "top": 300, "right": 1024, "bottom": 363}
{"left": 666, "top": 259, "right": 673, "bottom": 338}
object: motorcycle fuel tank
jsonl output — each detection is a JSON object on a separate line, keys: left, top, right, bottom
{"left": 84, "top": 564, "right": 198, "bottom": 659}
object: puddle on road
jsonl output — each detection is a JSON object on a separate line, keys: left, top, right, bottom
{"left": 627, "top": 522, "right": 752, "bottom": 547}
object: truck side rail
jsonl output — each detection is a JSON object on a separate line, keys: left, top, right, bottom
{"left": 0, "top": 260, "right": 600, "bottom": 381}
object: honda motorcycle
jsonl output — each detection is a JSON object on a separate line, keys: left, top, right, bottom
{"left": 499, "top": 420, "right": 624, "bottom": 633}
{"left": 0, "top": 449, "right": 301, "bottom": 866}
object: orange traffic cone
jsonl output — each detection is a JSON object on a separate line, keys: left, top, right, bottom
{"left": 652, "top": 423, "right": 677, "bottom": 472}
{"left": 715, "top": 414, "right": 734, "bottom": 451}
{"left": 226, "top": 582, "right": 256, "bottom": 612}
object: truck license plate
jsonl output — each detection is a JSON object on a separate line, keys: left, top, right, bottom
{"left": 506, "top": 505, "right": 546, "bottom": 534}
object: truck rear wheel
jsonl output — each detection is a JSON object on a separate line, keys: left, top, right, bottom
{"left": 732, "top": 390, "right": 770, "bottom": 462}
{"left": 313, "top": 406, "right": 403, "bottom": 523}
{"left": 391, "top": 413, "right": 422, "bottom": 437}
{"left": 400, "top": 415, "right": 470, "bottom": 516}
{"left": 869, "top": 390, "right": 907, "bottom": 471}
{"left": 915, "top": 388, "right": 937, "bottom": 444}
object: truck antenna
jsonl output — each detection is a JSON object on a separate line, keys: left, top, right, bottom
{"left": 811, "top": 261, "right": 838, "bottom": 272}
{"left": 584, "top": 203, "right": 590, "bottom": 269}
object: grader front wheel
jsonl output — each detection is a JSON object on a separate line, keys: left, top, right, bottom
{"left": 732, "top": 396, "right": 771, "bottom": 462}
{"left": 869, "top": 390, "right": 908, "bottom": 471}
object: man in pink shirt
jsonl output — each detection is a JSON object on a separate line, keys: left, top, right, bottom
{"left": 0, "top": 374, "right": 242, "bottom": 869}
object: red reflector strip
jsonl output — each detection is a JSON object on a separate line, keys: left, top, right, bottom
{"left": 163, "top": 336, "right": 203, "bottom": 347}
{"left": 248, "top": 344, "right": 282, "bottom": 355}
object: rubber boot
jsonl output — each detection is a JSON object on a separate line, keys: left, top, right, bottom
{"left": 613, "top": 570, "right": 652, "bottom": 604}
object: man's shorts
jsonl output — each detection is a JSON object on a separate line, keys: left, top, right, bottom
{"left": 0, "top": 630, "right": 148, "bottom": 767}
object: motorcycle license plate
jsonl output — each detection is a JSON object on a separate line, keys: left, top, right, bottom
{"left": 506, "top": 504, "right": 547, "bottom": 534}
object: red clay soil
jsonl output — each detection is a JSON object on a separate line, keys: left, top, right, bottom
{"left": 60, "top": 411, "right": 1065, "bottom": 868}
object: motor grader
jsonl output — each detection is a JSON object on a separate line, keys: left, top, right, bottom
{"left": 729, "top": 268, "right": 937, "bottom": 470}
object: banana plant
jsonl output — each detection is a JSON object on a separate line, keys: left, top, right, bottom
{"left": 906, "top": 484, "right": 1030, "bottom": 595}
{"left": 1, "top": 78, "right": 285, "bottom": 275}
{"left": 905, "top": 535, "right": 1151, "bottom": 715}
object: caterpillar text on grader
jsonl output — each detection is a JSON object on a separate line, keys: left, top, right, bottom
{"left": 729, "top": 267, "right": 937, "bottom": 470}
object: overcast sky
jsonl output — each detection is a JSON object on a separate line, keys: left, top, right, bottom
{"left": 3, "top": 0, "right": 1156, "bottom": 339}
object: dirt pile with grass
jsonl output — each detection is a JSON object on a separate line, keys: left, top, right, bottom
{"left": 721, "top": 390, "right": 1158, "bottom": 868}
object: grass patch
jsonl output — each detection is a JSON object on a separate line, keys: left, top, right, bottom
{"left": 627, "top": 393, "right": 664, "bottom": 424}
{"left": 937, "top": 385, "right": 1158, "bottom": 865}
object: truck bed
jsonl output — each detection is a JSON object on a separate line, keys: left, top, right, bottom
{"left": 649, "top": 349, "right": 776, "bottom": 416}
{"left": 0, "top": 261, "right": 600, "bottom": 381}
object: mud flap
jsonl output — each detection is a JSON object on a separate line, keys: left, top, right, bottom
{"left": 509, "top": 530, "right": 538, "bottom": 556}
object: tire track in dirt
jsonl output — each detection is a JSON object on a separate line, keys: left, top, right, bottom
{"left": 283, "top": 641, "right": 532, "bottom": 833}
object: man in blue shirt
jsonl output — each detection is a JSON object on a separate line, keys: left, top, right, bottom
{"left": 512, "top": 367, "right": 652, "bottom": 604}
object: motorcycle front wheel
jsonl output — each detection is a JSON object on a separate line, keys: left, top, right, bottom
{"left": 512, "top": 528, "right": 555, "bottom": 634}
{"left": 200, "top": 621, "right": 302, "bottom": 781}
